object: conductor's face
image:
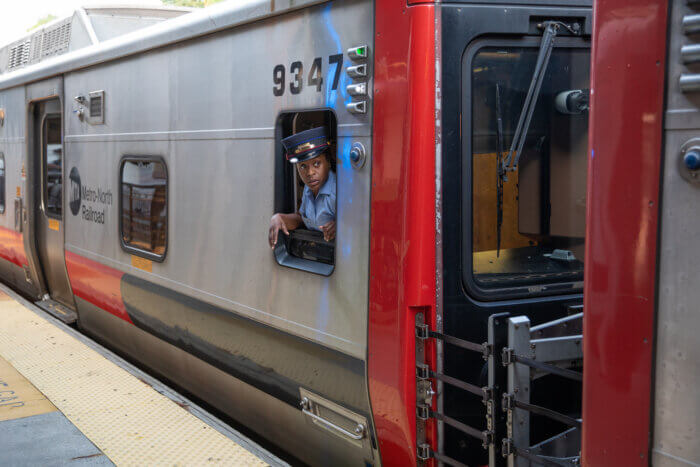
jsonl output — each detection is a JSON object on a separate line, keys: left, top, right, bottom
{"left": 296, "top": 153, "right": 331, "bottom": 196}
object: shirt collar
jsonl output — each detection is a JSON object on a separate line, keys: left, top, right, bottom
{"left": 317, "top": 171, "right": 336, "bottom": 197}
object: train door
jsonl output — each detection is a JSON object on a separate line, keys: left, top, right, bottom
{"left": 26, "top": 81, "right": 74, "bottom": 310}
{"left": 438, "top": 3, "right": 592, "bottom": 465}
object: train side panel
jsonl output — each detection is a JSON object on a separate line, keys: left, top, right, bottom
{"left": 652, "top": 1, "right": 700, "bottom": 465}
{"left": 0, "top": 86, "right": 33, "bottom": 296}
{"left": 59, "top": 1, "right": 377, "bottom": 464}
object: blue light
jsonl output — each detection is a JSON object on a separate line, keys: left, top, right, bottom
{"left": 322, "top": 4, "right": 350, "bottom": 109}
{"left": 684, "top": 150, "right": 700, "bottom": 171}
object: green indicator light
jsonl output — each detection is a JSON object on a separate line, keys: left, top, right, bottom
{"left": 347, "top": 45, "right": 368, "bottom": 60}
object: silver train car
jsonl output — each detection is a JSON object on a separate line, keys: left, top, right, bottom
{"left": 0, "top": 2, "right": 377, "bottom": 465}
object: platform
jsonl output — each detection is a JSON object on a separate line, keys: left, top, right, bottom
{"left": 0, "top": 284, "right": 286, "bottom": 466}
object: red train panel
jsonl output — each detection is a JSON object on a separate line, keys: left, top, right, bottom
{"left": 582, "top": 0, "right": 668, "bottom": 464}
{"left": 369, "top": 1, "right": 436, "bottom": 465}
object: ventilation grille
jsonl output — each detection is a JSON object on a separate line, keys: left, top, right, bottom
{"left": 5, "top": 20, "right": 72, "bottom": 72}
{"left": 8, "top": 40, "right": 30, "bottom": 70}
{"left": 41, "top": 23, "right": 71, "bottom": 58}
{"left": 88, "top": 91, "right": 105, "bottom": 125}
{"left": 90, "top": 94, "right": 102, "bottom": 118}
{"left": 29, "top": 34, "right": 43, "bottom": 62}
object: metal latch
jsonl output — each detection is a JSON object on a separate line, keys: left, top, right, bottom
{"left": 416, "top": 323, "right": 430, "bottom": 340}
{"left": 483, "top": 430, "right": 495, "bottom": 449}
{"left": 502, "top": 393, "right": 515, "bottom": 411}
{"left": 502, "top": 347, "right": 514, "bottom": 366}
{"left": 416, "top": 362, "right": 430, "bottom": 380}
{"left": 502, "top": 437, "right": 514, "bottom": 457}
{"left": 416, "top": 403, "right": 430, "bottom": 421}
{"left": 417, "top": 443, "right": 431, "bottom": 461}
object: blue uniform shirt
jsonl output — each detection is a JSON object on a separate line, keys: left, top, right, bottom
{"left": 299, "top": 171, "right": 336, "bottom": 231}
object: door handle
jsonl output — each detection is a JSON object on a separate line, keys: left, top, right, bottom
{"left": 300, "top": 397, "right": 366, "bottom": 441}
{"left": 14, "top": 198, "right": 22, "bottom": 232}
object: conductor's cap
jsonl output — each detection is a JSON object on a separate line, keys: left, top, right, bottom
{"left": 281, "top": 127, "right": 330, "bottom": 163}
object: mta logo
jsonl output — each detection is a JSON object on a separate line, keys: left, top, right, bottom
{"left": 69, "top": 167, "right": 81, "bottom": 216}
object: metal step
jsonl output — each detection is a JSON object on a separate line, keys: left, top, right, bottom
{"left": 35, "top": 298, "right": 77, "bottom": 324}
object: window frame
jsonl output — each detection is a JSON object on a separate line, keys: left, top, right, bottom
{"left": 42, "top": 113, "right": 63, "bottom": 220}
{"left": 272, "top": 108, "right": 338, "bottom": 276}
{"left": 0, "top": 152, "right": 5, "bottom": 215}
{"left": 461, "top": 36, "right": 590, "bottom": 301}
{"left": 118, "top": 155, "right": 169, "bottom": 263}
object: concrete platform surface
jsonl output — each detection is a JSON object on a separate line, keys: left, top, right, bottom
{"left": 0, "top": 283, "right": 287, "bottom": 466}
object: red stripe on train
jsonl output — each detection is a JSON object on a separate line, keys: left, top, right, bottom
{"left": 65, "top": 251, "right": 133, "bottom": 324}
{"left": 0, "top": 226, "right": 28, "bottom": 267}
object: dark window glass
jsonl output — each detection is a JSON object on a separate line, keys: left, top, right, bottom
{"left": 120, "top": 159, "right": 167, "bottom": 259}
{"left": 0, "top": 154, "right": 5, "bottom": 214}
{"left": 470, "top": 46, "right": 589, "bottom": 293}
{"left": 44, "top": 115, "right": 62, "bottom": 218}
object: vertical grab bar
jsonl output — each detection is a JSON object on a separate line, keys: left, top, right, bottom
{"left": 14, "top": 197, "right": 22, "bottom": 232}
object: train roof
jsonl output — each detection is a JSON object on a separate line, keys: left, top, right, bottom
{"left": 0, "top": 0, "right": 326, "bottom": 92}
{"left": 0, "top": 5, "right": 192, "bottom": 75}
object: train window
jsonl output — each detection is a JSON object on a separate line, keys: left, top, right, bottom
{"left": 0, "top": 153, "right": 5, "bottom": 214}
{"left": 43, "top": 115, "right": 62, "bottom": 218}
{"left": 119, "top": 157, "right": 167, "bottom": 262}
{"left": 467, "top": 43, "right": 589, "bottom": 297}
{"left": 272, "top": 110, "right": 337, "bottom": 276}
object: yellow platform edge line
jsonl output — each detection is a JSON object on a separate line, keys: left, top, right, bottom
{"left": 0, "top": 289, "right": 268, "bottom": 466}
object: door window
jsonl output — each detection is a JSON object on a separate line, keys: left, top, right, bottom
{"left": 467, "top": 44, "right": 589, "bottom": 296}
{"left": 43, "top": 115, "right": 62, "bottom": 218}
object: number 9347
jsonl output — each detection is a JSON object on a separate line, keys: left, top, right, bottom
{"left": 272, "top": 54, "right": 343, "bottom": 96}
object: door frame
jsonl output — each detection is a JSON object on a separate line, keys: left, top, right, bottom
{"left": 23, "top": 77, "right": 72, "bottom": 303}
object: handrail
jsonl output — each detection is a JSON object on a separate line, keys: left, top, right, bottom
{"left": 300, "top": 397, "right": 365, "bottom": 441}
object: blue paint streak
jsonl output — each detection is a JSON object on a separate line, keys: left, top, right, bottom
{"left": 315, "top": 3, "right": 361, "bottom": 331}
{"left": 321, "top": 3, "right": 351, "bottom": 110}
{"left": 321, "top": 2, "right": 355, "bottom": 266}
{"left": 591, "top": 149, "right": 594, "bottom": 159}
{"left": 343, "top": 227, "right": 352, "bottom": 258}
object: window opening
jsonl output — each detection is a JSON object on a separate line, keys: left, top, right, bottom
{"left": 272, "top": 110, "right": 337, "bottom": 275}
{"left": 469, "top": 43, "right": 589, "bottom": 296}
{"left": 0, "top": 153, "right": 5, "bottom": 214}
{"left": 43, "top": 115, "right": 62, "bottom": 218}
{"left": 120, "top": 158, "right": 167, "bottom": 261}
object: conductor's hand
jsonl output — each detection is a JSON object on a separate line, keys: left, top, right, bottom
{"left": 320, "top": 220, "right": 336, "bottom": 242}
{"left": 269, "top": 214, "right": 289, "bottom": 249}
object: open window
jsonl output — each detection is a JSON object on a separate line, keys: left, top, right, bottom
{"left": 273, "top": 109, "right": 337, "bottom": 276}
{"left": 465, "top": 38, "right": 590, "bottom": 299}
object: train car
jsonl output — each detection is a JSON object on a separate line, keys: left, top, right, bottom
{"left": 0, "top": 0, "right": 597, "bottom": 465}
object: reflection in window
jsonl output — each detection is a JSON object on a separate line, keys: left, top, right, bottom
{"left": 0, "top": 154, "right": 5, "bottom": 214}
{"left": 44, "top": 116, "right": 62, "bottom": 218}
{"left": 471, "top": 46, "right": 589, "bottom": 292}
{"left": 120, "top": 159, "right": 167, "bottom": 259}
